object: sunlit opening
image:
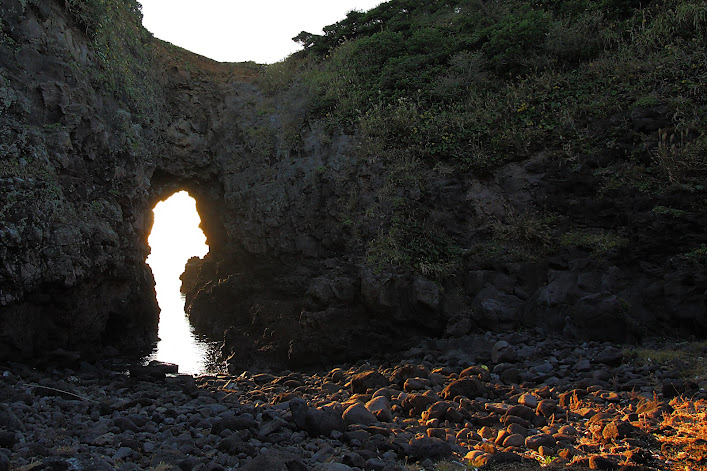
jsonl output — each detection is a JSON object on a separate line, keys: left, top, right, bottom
{"left": 146, "top": 191, "right": 213, "bottom": 374}
{"left": 147, "top": 191, "right": 209, "bottom": 281}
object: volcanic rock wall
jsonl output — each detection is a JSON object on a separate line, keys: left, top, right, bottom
{"left": 0, "top": 0, "right": 163, "bottom": 358}
{"left": 1, "top": 0, "right": 705, "bottom": 366}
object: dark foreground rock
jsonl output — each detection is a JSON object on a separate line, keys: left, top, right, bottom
{"left": 0, "top": 334, "right": 704, "bottom": 471}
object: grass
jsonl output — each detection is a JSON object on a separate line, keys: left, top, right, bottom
{"left": 624, "top": 340, "right": 707, "bottom": 385}
{"left": 679, "top": 243, "right": 707, "bottom": 262}
{"left": 64, "top": 0, "right": 163, "bottom": 126}
{"left": 255, "top": 0, "right": 707, "bottom": 276}
{"left": 656, "top": 398, "right": 707, "bottom": 466}
{"left": 559, "top": 229, "right": 629, "bottom": 255}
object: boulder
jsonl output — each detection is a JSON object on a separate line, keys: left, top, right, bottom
{"left": 442, "top": 378, "right": 488, "bottom": 400}
{"left": 305, "top": 406, "right": 346, "bottom": 437}
{"left": 342, "top": 403, "right": 378, "bottom": 426}
{"left": 351, "top": 371, "right": 389, "bottom": 394}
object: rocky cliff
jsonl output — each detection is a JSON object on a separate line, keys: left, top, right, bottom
{"left": 0, "top": 0, "right": 163, "bottom": 358}
{"left": 1, "top": 0, "right": 705, "bottom": 368}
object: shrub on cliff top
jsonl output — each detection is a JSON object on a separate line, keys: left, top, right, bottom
{"left": 64, "top": 0, "right": 159, "bottom": 122}
{"left": 268, "top": 0, "right": 707, "bottom": 275}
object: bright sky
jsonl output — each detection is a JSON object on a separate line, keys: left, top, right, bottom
{"left": 139, "top": 0, "right": 384, "bottom": 64}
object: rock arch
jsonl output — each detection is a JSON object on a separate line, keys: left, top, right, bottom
{"left": 1, "top": 0, "right": 704, "bottom": 367}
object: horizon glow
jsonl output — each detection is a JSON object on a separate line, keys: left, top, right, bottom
{"left": 139, "top": 0, "right": 385, "bottom": 64}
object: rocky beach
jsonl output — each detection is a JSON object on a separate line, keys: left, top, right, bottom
{"left": 1, "top": 333, "right": 705, "bottom": 471}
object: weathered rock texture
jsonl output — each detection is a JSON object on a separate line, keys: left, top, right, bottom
{"left": 1, "top": 0, "right": 705, "bottom": 366}
{"left": 0, "top": 0, "right": 162, "bottom": 357}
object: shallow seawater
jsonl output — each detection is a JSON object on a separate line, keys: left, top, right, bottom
{"left": 145, "top": 275, "right": 224, "bottom": 375}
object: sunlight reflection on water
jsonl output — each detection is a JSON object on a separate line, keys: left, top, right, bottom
{"left": 145, "top": 191, "right": 223, "bottom": 375}
{"left": 146, "top": 276, "right": 223, "bottom": 375}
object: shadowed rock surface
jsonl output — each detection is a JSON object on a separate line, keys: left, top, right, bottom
{"left": 0, "top": 0, "right": 705, "bottom": 367}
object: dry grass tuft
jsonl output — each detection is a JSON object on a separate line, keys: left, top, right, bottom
{"left": 654, "top": 398, "right": 707, "bottom": 469}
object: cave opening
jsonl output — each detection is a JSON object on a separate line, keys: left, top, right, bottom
{"left": 145, "top": 190, "right": 220, "bottom": 374}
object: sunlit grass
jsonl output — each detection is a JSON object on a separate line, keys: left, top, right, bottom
{"left": 658, "top": 398, "right": 707, "bottom": 465}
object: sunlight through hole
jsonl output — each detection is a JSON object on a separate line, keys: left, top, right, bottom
{"left": 146, "top": 191, "right": 214, "bottom": 374}
{"left": 147, "top": 191, "right": 209, "bottom": 284}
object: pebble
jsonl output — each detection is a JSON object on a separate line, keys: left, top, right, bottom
{"left": 518, "top": 393, "right": 538, "bottom": 408}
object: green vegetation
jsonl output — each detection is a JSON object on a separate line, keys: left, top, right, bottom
{"left": 625, "top": 340, "right": 707, "bottom": 382}
{"left": 367, "top": 199, "right": 461, "bottom": 279}
{"left": 652, "top": 205, "right": 688, "bottom": 217}
{"left": 259, "top": 0, "right": 707, "bottom": 275}
{"left": 64, "top": 0, "right": 161, "bottom": 122}
{"left": 280, "top": 0, "right": 707, "bottom": 173}
{"left": 680, "top": 243, "right": 707, "bottom": 263}
{"left": 560, "top": 229, "right": 629, "bottom": 254}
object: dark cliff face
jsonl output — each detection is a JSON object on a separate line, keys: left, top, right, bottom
{"left": 0, "top": 0, "right": 162, "bottom": 357}
{"left": 1, "top": 0, "right": 705, "bottom": 366}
